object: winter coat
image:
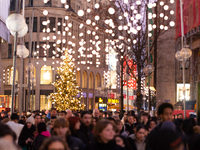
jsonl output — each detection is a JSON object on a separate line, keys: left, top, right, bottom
{"left": 67, "top": 135, "right": 85, "bottom": 150}
{"left": 124, "top": 123, "right": 134, "bottom": 135}
{"left": 88, "top": 140, "right": 123, "bottom": 150}
{"left": 31, "top": 131, "right": 51, "bottom": 150}
{"left": 18, "top": 124, "right": 36, "bottom": 150}
{"left": 77, "top": 123, "right": 95, "bottom": 146}
{"left": 6, "top": 121, "right": 24, "bottom": 143}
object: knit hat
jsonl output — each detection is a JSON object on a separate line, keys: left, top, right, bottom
{"left": 26, "top": 116, "right": 35, "bottom": 125}
{"left": 161, "top": 121, "right": 176, "bottom": 131}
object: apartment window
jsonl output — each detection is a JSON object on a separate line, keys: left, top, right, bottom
{"left": 29, "top": 0, "right": 33, "bottom": 7}
{"left": 26, "top": 17, "right": 29, "bottom": 32}
{"left": 33, "top": 17, "right": 37, "bottom": 32}
{"left": 45, "top": 0, "right": 51, "bottom": 7}
{"left": 49, "top": 42, "right": 54, "bottom": 57}
{"left": 40, "top": 17, "right": 47, "bottom": 32}
{"left": 32, "top": 42, "right": 37, "bottom": 57}
{"left": 58, "top": 18, "right": 62, "bottom": 32}
{"left": 8, "top": 44, "right": 12, "bottom": 58}
{"left": 39, "top": 42, "right": 46, "bottom": 57}
{"left": 49, "top": 17, "right": 55, "bottom": 32}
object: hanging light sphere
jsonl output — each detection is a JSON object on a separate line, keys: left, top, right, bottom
{"left": 17, "top": 45, "right": 29, "bottom": 58}
{"left": 175, "top": 51, "right": 183, "bottom": 61}
{"left": 124, "top": 0, "right": 129, "bottom": 4}
{"left": 43, "top": 10, "right": 48, "bottom": 15}
{"left": 61, "top": 0, "right": 66, "bottom": 3}
{"left": 95, "top": 3, "right": 100, "bottom": 9}
{"left": 78, "top": 10, "right": 84, "bottom": 16}
{"left": 6, "top": 13, "right": 25, "bottom": 32}
{"left": 148, "top": 3, "right": 153, "bottom": 8}
{"left": 180, "top": 47, "right": 192, "bottom": 59}
{"left": 160, "top": 1, "right": 164, "bottom": 6}
{"left": 164, "top": 5, "right": 169, "bottom": 10}
{"left": 108, "top": 7, "right": 115, "bottom": 15}
{"left": 10, "top": 23, "right": 28, "bottom": 37}
{"left": 86, "top": 19, "right": 91, "bottom": 24}
{"left": 136, "top": 14, "right": 141, "bottom": 19}
{"left": 136, "top": 0, "right": 141, "bottom": 5}
{"left": 95, "top": 15, "right": 100, "bottom": 20}
{"left": 169, "top": 21, "right": 175, "bottom": 27}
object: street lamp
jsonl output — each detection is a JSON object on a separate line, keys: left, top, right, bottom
{"left": 6, "top": 12, "right": 27, "bottom": 113}
{"left": 175, "top": 0, "right": 192, "bottom": 118}
{"left": 175, "top": 46, "right": 192, "bottom": 118}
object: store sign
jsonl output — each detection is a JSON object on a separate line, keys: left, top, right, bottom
{"left": 129, "top": 95, "right": 136, "bottom": 100}
{"left": 108, "top": 98, "right": 119, "bottom": 104}
{"left": 95, "top": 97, "right": 107, "bottom": 103}
{"left": 108, "top": 93, "right": 115, "bottom": 98}
{"left": 82, "top": 93, "right": 87, "bottom": 98}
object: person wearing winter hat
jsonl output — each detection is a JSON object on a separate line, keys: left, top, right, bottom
{"left": 18, "top": 116, "right": 36, "bottom": 150}
{"left": 154, "top": 129, "right": 184, "bottom": 150}
{"left": 26, "top": 116, "right": 35, "bottom": 125}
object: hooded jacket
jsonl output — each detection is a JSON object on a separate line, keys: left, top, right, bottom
{"left": 31, "top": 131, "right": 51, "bottom": 150}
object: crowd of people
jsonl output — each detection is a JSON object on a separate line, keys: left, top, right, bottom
{"left": 0, "top": 103, "right": 200, "bottom": 150}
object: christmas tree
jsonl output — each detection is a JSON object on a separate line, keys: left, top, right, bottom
{"left": 49, "top": 51, "right": 84, "bottom": 111}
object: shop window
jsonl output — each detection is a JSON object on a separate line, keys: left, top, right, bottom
{"left": 95, "top": 73, "right": 101, "bottom": 89}
{"left": 82, "top": 71, "right": 87, "bottom": 88}
{"left": 89, "top": 72, "right": 94, "bottom": 89}
{"left": 40, "top": 95, "right": 51, "bottom": 110}
{"left": 76, "top": 71, "right": 81, "bottom": 87}
{"left": 40, "top": 66, "right": 52, "bottom": 84}
{"left": 6, "top": 66, "right": 18, "bottom": 85}
{"left": 45, "top": 0, "right": 51, "bottom": 7}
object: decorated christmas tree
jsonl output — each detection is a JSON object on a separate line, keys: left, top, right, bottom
{"left": 49, "top": 51, "right": 84, "bottom": 111}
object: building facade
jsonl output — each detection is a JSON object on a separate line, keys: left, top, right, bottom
{"left": 1, "top": 0, "right": 121, "bottom": 111}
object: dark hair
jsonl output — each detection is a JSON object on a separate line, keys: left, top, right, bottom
{"left": 39, "top": 136, "right": 69, "bottom": 150}
{"left": 81, "top": 111, "right": 91, "bottom": 118}
{"left": 157, "top": 103, "right": 173, "bottom": 116}
{"left": 115, "top": 119, "right": 122, "bottom": 125}
{"left": 115, "top": 135, "right": 133, "bottom": 150}
{"left": 94, "top": 119, "right": 116, "bottom": 143}
{"left": 51, "top": 116, "right": 57, "bottom": 119}
{"left": 60, "top": 111, "right": 66, "bottom": 115}
{"left": 0, "top": 124, "right": 16, "bottom": 142}
{"left": 135, "top": 124, "right": 146, "bottom": 132}
{"left": 147, "top": 119, "right": 157, "bottom": 128}
{"left": 99, "top": 110, "right": 103, "bottom": 113}
{"left": 50, "top": 108, "right": 57, "bottom": 112}
{"left": 11, "top": 113, "right": 19, "bottom": 120}
{"left": 181, "top": 119, "right": 194, "bottom": 135}
{"left": 34, "top": 114, "right": 41, "bottom": 119}
{"left": 141, "top": 112, "right": 149, "bottom": 117}
{"left": 107, "top": 117, "right": 116, "bottom": 123}
{"left": 37, "top": 122, "right": 47, "bottom": 134}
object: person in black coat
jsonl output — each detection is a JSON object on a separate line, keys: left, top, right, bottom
{"left": 52, "top": 117, "right": 85, "bottom": 150}
{"left": 31, "top": 122, "right": 51, "bottom": 150}
{"left": 88, "top": 119, "right": 123, "bottom": 150}
{"left": 18, "top": 116, "right": 36, "bottom": 150}
{"left": 77, "top": 111, "right": 95, "bottom": 147}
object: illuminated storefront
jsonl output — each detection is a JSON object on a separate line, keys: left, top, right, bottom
{"left": 95, "top": 97, "right": 107, "bottom": 111}
{"left": 177, "top": 83, "right": 190, "bottom": 102}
